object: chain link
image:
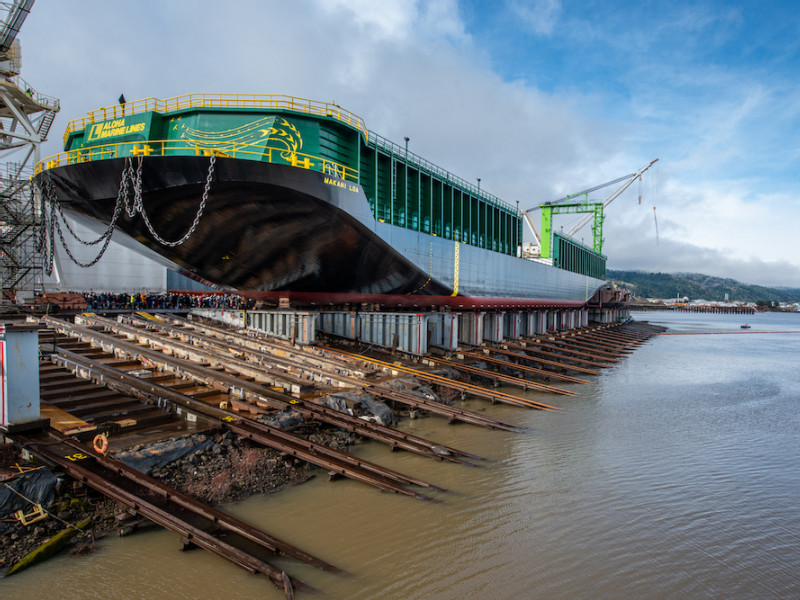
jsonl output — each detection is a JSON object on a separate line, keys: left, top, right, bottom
{"left": 46, "top": 172, "right": 127, "bottom": 246}
{"left": 34, "top": 154, "right": 215, "bottom": 271}
{"left": 52, "top": 207, "right": 118, "bottom": 268}
{"left": 134, "top": 153, "right": 215, "bottom": 247}
{"left": 35, "top": 157, "right": 134, "bottom": 272}
{"left": 34, "top": 189, "right": 55, "bottom": 275}
{"left": 125, "top": 157, "right": 139, "bottom": 218}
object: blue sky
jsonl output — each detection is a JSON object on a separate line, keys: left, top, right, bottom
{"left": 18, "top": 0, "right": 800, "bottom": 287}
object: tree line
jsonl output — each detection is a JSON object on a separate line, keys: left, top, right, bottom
{"left": 606, "top": 270, "right": 800, "bottom": 303}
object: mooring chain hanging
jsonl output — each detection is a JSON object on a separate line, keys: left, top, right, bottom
{"left": 51, "top": 202, "right": 118, "bottom": 268}
{"left": 131, "top": 153, "right": 215, "bottom": 247}
{"left": 34, "top": 185, "right": 57, "bottom": 276}
{"left": 125, "top": 156, "right": 141, "bottom": 219}
{"left": 33, "top": 184, "right": 49, "bottom": 254}
{"left": 45, "top": 170, "right": 129, "bottom": 247}
{"left": 35, "top": 153, "right": 215, "bottom": 271}
{"left": 44, "top": 177, "right": 117, "bottom": 269}
{"left": 35, "top": 158, "right": 136, "bottom": 271}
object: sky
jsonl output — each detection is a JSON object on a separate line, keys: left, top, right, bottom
{"left": 16, "top": 0, "right": 800, "bottom": 287}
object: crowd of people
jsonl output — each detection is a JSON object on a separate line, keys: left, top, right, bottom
{"left": 82, "top": 291, "right": 252, "bottom": 311}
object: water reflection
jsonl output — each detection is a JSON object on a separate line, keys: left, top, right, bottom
{"left": 3, "top": 312, "right": 799, "bottom": 599}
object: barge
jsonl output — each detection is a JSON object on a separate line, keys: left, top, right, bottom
{"left": 35, "top": 94, "right": 625, "bottom": 308}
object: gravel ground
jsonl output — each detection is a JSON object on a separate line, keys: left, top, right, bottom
{"left": 0, "top": 426, "right": 354, "bottom": 571}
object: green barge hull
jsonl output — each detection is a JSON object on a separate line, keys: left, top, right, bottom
{"left": 35, "top": 94, "right": 609, "bottom": 307}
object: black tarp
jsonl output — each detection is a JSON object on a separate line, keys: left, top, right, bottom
{"left": 0, "top": 467, "right": 58, "bottom": 519}
{"left": 323, "top": 390, "right": 395, "bottom": 425}
{"left": 258, "top": 408, "right": 304, "bottom": 430}
{"left": 114, "top": 434, "right": 213, "bottom": 475}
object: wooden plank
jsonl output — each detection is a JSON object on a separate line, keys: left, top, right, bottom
{"left": 40, "top": 402, "right": 97, "bottom": 435}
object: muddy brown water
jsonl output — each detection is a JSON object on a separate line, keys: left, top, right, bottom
{"left": 2, "top": 312, "right": 799, "bottom": 599}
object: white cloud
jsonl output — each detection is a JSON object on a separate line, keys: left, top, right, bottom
{"left": 508, "top": 0, "right": 562, "bottom": 36}
{"left": 15, "top": 0, "right": 800, "bottom": 290}
{"left": 319, "top": 0, "right": 417, "bottom": 40}
{"left": 607, "top": 231, "right": 800, "bottom": 289}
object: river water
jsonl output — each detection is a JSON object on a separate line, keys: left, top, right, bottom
{"left": 3, "top": 311, "right": 799, "bottom": 599}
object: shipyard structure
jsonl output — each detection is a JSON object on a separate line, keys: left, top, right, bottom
{"left": 0, "top": 0, "right": 60, "bottom": 309}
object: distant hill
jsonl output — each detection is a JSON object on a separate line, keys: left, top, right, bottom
{"left": 606, "top": 270, "right": 800, "bottom": 303}
{"left": 776, "top": 286, "right": 800, "bottom": 297}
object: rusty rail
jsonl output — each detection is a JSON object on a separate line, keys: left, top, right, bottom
{"left": 167, "top": 313, "right": 524, "bottom": 431}
{"left": 423, "top": 355, "right": 580, "bottom": 394}
{"left": 366, "top": 385, "right": 523, "bottom": 432}
{"left": 40, "top": 317, "right": 445, "bottom": 500}
{"left": 314, "top": 346, "right": 562, "bottom": 411}
{"left": 13, "top": 429, "right": 321, "bottom": 595}
{"left": 542, "top": 334, "right": 632, "bottom": 356}
{"left": 504, "top": 339, "right": 621, "bottom": 364}
{"left": 456, "top": 351, "right": 593, "bottom": 384}
{"left": 116, "top": 313, "right": 523, "bottom": 433}
{"left": 50, "top": 344, "right": 442, "bottom": 500}
{"left": 55, "top": 314, "right": 487, "bottom": 464}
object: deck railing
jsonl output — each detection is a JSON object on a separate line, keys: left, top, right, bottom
{"left": 35, "top": 139, "right": 359, "bottom": 182}
{"left": 58, "top": 94, "right": 517, "bottom": 215}
{"left": 1, "top": 74, "right": 60, "bottom": 111}
{"left": 368, "top": 132, "right": 516, "bottom": 214}
{"left": 62, "top": 93, "right": 369, "bottom": 145}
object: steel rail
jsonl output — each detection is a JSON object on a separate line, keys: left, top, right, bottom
{"left": 536, "top": 336, "right": 627, "bottom": 364}
{"left": 483, "top": 344, "right": 609, "bottom": 372}
{"left": 163, "top": 314, "right": 523, "bottom": 431}
{"left": 165, "top": 314, "right": 365, "bottom": 377}
{"left": 41, "top": 318, "right": 444, "bottom": 500}
{"left": 580, "top": 330, "right": 646, "bottom": 346}
{"left": 51, "top": 344, "right": 441, "bottom": 501}
{"left": 51, "top": 344, "right": 440, "bottom": 500}
{"left": 54, "top": 436, "right": 343, "bottom": 573}
{"left": 111, "top": 313, "right": 516, "bottom": 440}
{"left": 546, "top": 334, "right": 633, "bottom": 355}
{"left": 507, "top": 339, "right": 621, "bottom": 363}
{"left": 292, "top": 401, "right": 485, "bottom": 465}
{"left": 226, "top": 419, "right": 444, "bottom": 499}
{"left": 365, "top": 386, "right": 524, "bottom": 432}
{"left": 120, "top": 313, "right": 566, "bottom": 401}
{"left": 461, "top": 347, "right": 603, "bottom": 375}
{"left": 457, "top": 351, "right": 594, "bottom": 384}
{"left": 124, "top": 313, "right": 359, "bottom": 391}
{"left": 573, "top": 335, "right": 642, "bottom": 351}
{"left": 424, "top": 355, "right": 580, "bottom": 395}
{"left": 313, "top": 346, "right": 562, "bottom": 411}
{"left": 14, "top": 430, "right": 314, "bottom": 594}
{"left": 70, "top": 314, "right": 485, "bottom": 465}
{"left": 496, "top": 342, "right": 615, "bottom": 368}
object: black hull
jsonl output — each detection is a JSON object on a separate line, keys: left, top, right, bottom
{"left": 39, "top": 157, "right": 450, "bottom": 296}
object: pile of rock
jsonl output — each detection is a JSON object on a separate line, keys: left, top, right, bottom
{"left": 149, "top": 428, "right": 353, "bottom": 505}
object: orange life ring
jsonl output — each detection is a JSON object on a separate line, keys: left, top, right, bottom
{"left": 92, "top": 433, "right": 109, "bottom": 455}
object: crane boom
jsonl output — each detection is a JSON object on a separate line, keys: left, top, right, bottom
{"left": 564, "top": 158, "right": 658, "bottom": 238}
{"left": 0, "top": 0, "right": 33, "bottom": 55}
{"left": 549, "top": 173, "right": 634, "bottom": 206}
{"left": 518, "top": 159, "right": 659, "bottom": 259}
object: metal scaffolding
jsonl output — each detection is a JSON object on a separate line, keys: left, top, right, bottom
{"left": 0, "top": 0, "right": 60, "bottom": 307}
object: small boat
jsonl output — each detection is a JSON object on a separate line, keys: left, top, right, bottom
{"left": 740, "top": 324, "right": 751, "bottom": 329}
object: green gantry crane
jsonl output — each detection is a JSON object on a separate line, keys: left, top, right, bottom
{"left": 522, "top": 159, "right": 659, "bottom": 259}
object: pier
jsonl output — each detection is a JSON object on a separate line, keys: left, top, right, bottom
{"left": 629, "top": 304, "right": 755, "bottom": 314}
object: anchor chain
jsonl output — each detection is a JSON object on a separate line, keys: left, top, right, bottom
{"left": 130, "top": 153, "right": 215, "bottom": 247}
{"left": 35, "top": 154, "right": 216, "bottom": 271}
